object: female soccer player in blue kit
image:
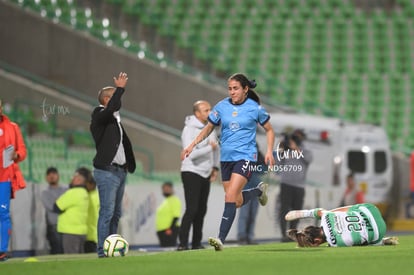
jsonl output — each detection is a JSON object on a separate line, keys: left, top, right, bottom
{"left": 181, "top": 73, "right": 276, "bottom": 251}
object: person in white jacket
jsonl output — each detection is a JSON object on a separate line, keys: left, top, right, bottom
{"left": 178, "top": 100, "right": 220, "bottom": 251}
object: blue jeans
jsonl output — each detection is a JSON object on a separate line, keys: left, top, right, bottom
{"left": 0, "top": 182, "right": 11, "bottom": 252}
{"left": 94, "top": 168, "right": 126, "bottom": 256}
{"left": 237, "top": 173, "right": 261, "bottom": 241}
{"left": 237, "top": 198, "right": 259, "bottom": 241}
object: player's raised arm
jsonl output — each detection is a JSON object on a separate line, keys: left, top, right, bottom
{"left": 181, "top": 122, "right": 215, "bottom": 160}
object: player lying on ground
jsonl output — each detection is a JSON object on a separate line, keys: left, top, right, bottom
{"left": 285, "top": 203, "right": 399, "bottom": 247}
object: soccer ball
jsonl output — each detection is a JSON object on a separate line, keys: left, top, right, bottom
{"left": 103, "top": 234, "right": 129, "bottom": 257}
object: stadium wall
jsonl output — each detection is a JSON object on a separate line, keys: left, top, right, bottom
{"left": 10, "top": 181, "right": 285, "bottom": 253}
{"left": 0, "top": 1, "right": 226, "bottom": 131}
{"left": 0, "top": 69, "right": 181, "bottom": 171}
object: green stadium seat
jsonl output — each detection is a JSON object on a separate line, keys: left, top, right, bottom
{"left": 366, "top": 106, "right": 382, "bottom": 125}
{"left": 8, "top": 0, "right": 414, "bottom": 152}
{"left": 104, "top": 0, "right": 124, "bottom": 6}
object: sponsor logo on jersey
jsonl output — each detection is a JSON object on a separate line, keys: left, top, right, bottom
{"left": 229, "top": 121, "right": 240, "bottom": 131}
{"left": 232, "top": 107, "right": 238, "bottom": 117}
{"left": 325, "top": 215, "right": 337, "bottom": 245}
{"left": 360, "top": 211, "right": 374, "bottom": 232}
{"left": 334, "top": 215, "right": 344, "bottom": 234}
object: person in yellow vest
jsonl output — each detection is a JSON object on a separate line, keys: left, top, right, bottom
{"left": 156, "top": 182, "right": 182, "bottom": 247}
{"left": 85, "top": 171, "right": 99, "bottom": 253}
{"left": 54, "top": 167, "right": 90, "bottom": 254}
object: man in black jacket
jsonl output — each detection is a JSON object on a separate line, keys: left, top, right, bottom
{"left": 90, "top": 72, "right": 136, "bottom": 257}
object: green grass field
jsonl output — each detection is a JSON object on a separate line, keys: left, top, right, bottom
{"left": 2, "top": 235, "right": 413, "bottom": 275}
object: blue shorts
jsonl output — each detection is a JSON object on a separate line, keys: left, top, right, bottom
{"left": 0, "top": 181, "right": 11, "bottom": 252}
{"left": 220, "top": 160, "right": 256, "bottom": 182}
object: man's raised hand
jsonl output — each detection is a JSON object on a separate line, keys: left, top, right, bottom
{"left": 114, "top": 72, "right": 128, "bottom": 88}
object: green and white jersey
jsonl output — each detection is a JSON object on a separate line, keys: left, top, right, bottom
{"left": 320, "top": 203, "right": 386, "bottom": 247}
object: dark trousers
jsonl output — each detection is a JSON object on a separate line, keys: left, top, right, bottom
{"left": 157, "top": 226, "right": 180, "bottom": 247}
{"left": 62, "top": 233, "right": 86, "bottom": 254}
{"left": 279, "top": 183, "right": 305, "bottom": 238}
{"left": 84, "top": 241, "right": 97, "bottom": 253}
{"left": 46, "top": 224, "right": 63, "bottom": 254}
{"left": 179, "top": 172, "right": 211, "bottom": 248}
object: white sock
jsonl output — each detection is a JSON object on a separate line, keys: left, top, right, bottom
{"left": 285, "top": 208, "right": 321, "bottom": 221}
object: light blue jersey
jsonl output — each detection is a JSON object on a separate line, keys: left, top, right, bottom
{"left": 208, "top": 98, "right": 270, "bottom": 161}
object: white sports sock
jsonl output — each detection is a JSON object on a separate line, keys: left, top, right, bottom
{"left": 285, "top": 208, "right": 322, "bottom": 221}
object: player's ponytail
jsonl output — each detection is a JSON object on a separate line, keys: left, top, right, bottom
{"left": 228, "top": 73, "right": 261, "bottom": 104}
{"left": 247, "top": 90, "right": 260, "bottom": 105}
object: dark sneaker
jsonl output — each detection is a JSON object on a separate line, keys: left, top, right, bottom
{"left": 176, "top": 246, "right": 189, "bottom": 251}
{"left": 247, "top": 239, "right": 259, "bottom": 245}
{"left": 0, "top": 252, "right": 8, "bottom": 262}
{"left": 238, "top": 238, "right": 248, "bottom": 245}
